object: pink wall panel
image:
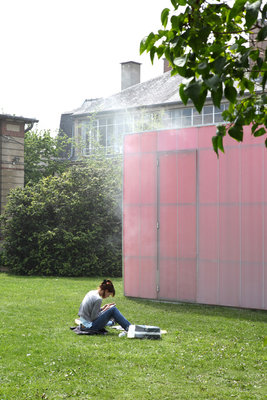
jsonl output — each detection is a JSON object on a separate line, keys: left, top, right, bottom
{"left": 264, "top": 146, "right": 267, "bottom": 203}
{"left": 123, "top": 127, "right": 266, "bottom": 309}
{"left": 178, "top": 206, "right": 196, "bottom": 258}
{"left": 265, "top": 148, "right": 267, "bottom": 306}
{"left": 124, "top": 133, "right": 140, "bottom": 154}
{"left": 241, "top": 262, "right": 263, "bottom": 309}
{"left": 241, "top": 205, "right": 263, "bottom": 264}
{"left": 219, "top": 206, "right": 240, "bottom": 262}
{"left": 198, "top": 205, "right": 218, "bottom": 260}
{"left": 140, "top": 206, "right": 157, "bottom": 258}
{"left": 139, "top": 258, "right": 157, "bottom": 299}
{"left": 219, "top": 147, "right": 240, "bottom": 203}
{"left": 123, "top": 205, "right": 140, "bottom": 257}
{"left": 242, "top": 125, "right": 265, "bottom": 146}
{"left": 159, "top": 205, "right": 177, "bottom": 258}
{"left": 177, "top": 127, "right": 198, "bottom": 150}
{"left": 265, "top": 204, "right": 267, "bottom": 266}
{"left": 198, "top": 126, "right": 217, "bottom": 148}
{"left": 177, "top": 151, "right": 196, "bottom": 203}
{"left": 124, "top": 154, "right": 140, "bottom": 204}
{"left": 159, "top": 258, "right": 177, "bottom": 300}
{"left": 140, "top": 153, "right": 157, "bottom": 204}
{"left": 241, "top": 146, "right": 263, "bottom": 203}
{"left": 159, "top": 153, "right": 177, "bottom": 204}
{"left": 158, "top": 129, "right": 178, "bottom": 151}
{"left": 178, "top": 260, "right": 196, "bottom": 301}
{"left": 140, "top": 131, "right": 157, "bottom": 152}
{"left": 219, "top": 262, "right": 240, "bottom": 307}
{"left": 124, "top": 257, "right": 139, "bottom": 297}
{"left": 198, "top": 260, "right": 218, "bottom": 304}
{"left": 198, "top": 150, "right": 218, "bottom": 203}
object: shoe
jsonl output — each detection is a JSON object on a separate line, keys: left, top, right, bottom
{"left": 118, "top": 331, "right": 127, "bottom": 338}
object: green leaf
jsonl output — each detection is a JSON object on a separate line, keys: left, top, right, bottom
{"left": 211, "top": 86, "right": 223, "bottom": 108}
{"left": 253, "top": 127, "right": 266, "bottom": 137}
{"left": 217, "top": 125, "right": 226, "bottom": 137}
{"left": 228, "top": 124, "right": 243, "bottom": 142}
{"left": 262, "top": 71, "right": 267, "bottom": 91}
{"left": 228, "top": 0, "right": 246, "bottom": 21}
{"left": 171, "top": 15, "right": 182, "bottom": 31}
{"left": 179, "top": 83, "right": 189, "bottom": 105}
{"left": 214, "top": 57, "right": 227, "bottom": 73}
{"left": 140, "top": 38, "right": 147, "bottom": 54}
{"left": 249, "top": 49, "right": 260, "bottom": 61}
{"left": 230, "top": 43, "right": 239, "bottom": 51}
{"left": 205, "top": 75, "right": 221, "bottom": 90}
{"left": 197, "top": 61, "right": 208, "bottom": 71}
{"left": 212, "top": 132, "right": 225, "bottom": 156}
{"left": 257, "top": 25, "right": 267, "bottom": 41}
{"left": 161, "top": 8, "right": 170, "bottom": 28}
{"left": 171, "top": 0, "right": 178, "bottom": 8}
{"left": 173, "top": 55, "right": 187, "bottom": 67}
{"left": 184, "top": 81, "right": 207, "bottom": 113}
{"left": 150, "top": 46, "right": 156, "bottom": 64}
{"left": 217, "top": 135, "right": 225, "bottom": 153}
{"left": 144, "top": 32, "right": 156, "bottom": 51}
{"left": 262, "top": 3, "right": 267, "bottom": 21}
{"left": 245, "top": 0, "right": 261, "bottom": 29}
{"left": 225, "top": 85, "right": 237, "bottom": 103}
{"left": 212, "top": 135, "right": 219, "bottom": 156}
{"left": 156, "top": 45, "right": 165, "bottom": 59}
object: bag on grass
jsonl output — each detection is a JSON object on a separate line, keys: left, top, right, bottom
{"left": 127, "top": 324, "right": 161, "bottom": 339}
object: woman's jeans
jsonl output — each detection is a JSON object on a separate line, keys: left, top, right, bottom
{"left": 90, "top": 306, "right": 131, "bottom": 331}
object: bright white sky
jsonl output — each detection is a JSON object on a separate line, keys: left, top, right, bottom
{"left": 0, "top": 0, "right": 168, "bottom": 132}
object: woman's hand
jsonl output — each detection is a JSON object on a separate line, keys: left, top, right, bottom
{"left": 101, "top": 303, "right": 116, "bottom": 311}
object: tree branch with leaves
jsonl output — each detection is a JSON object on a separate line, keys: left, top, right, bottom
{"left": 140, "top": 0, "right": 267, "bottom": 154}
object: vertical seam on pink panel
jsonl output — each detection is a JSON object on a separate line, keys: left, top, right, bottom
{"left": 262, "top": 145, "right": 265, "bottom": 309}
{"left": 217, "top": 155, "right": 220, "bottom": 305}
{"left": 196, "top": 149, "right": 199, "bottom": 302}
{"left": 176, "top": 152, "right": 179, "bottom": 300}
{"left": 156, "top": 146, "right": 160, "bottom": 300}
{"left": 239, "top": 144, "right": 242, "bottom": 307}
{"left": 138, "top": 142, "right": 141, "bottom": 298}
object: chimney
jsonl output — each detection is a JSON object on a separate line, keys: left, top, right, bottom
{"left": 121, "top": 61, "right": 141, "bottom": 90}
{"left": 164, "top": 58, "right": 172, "bottom": 73}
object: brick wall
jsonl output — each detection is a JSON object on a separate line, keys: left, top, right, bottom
{"left": 0, "top": 119, "right": 25, "bottom": 213}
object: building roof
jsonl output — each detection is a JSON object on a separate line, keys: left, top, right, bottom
{"left": 68, "top": 71, "right": 184, "bottom": 117}
{"left": 0, "top": 114, "right": 38, "bottom": 123}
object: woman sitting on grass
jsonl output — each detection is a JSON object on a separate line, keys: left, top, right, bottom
{"left": 78, "top": 279, "right": 131, "bottom": 333}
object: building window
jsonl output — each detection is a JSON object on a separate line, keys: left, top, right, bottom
{"left": 78, "top": 103, "right": 228, "bottom": 155}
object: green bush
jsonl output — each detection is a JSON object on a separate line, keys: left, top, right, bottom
{"left": 0, "top": 158, "right": 122, "bottom": 277}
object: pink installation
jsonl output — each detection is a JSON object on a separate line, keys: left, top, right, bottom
{"left": 123, "top": 127, "right": 267, "bottom": 310}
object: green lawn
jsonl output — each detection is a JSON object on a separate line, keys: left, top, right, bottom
{"left": 0, "top": 274, "right": 266, "bottom": 400}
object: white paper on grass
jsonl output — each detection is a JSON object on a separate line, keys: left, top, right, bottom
{"left": 127, "top": 325, "right": 136, "bottom": 338}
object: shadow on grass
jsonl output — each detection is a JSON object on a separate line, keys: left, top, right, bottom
{"left": 125, "top": 296, "right": 267, "bottom": 324}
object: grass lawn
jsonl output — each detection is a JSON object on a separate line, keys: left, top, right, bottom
{"left": 0, "top": 274, "right": 266, "bottom": 400}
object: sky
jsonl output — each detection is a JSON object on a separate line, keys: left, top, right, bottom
{"left": 0, "top": 0, "right": 169, "bottom": 132}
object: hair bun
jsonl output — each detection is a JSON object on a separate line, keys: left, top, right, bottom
{"left": 99, "top": 279, "right": 115, "bottom": 297}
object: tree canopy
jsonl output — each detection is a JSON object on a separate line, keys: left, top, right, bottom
{"left": 24, "top": 130, "right": 71, "bottom": 185}
{"left": 140, "top": 0, "right": 267, "bottom": 154}
{"left": 1, "top": 158, "right": 122, "bottom": 277}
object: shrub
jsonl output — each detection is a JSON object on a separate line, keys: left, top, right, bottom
{"left": 0, "top": 158, "right": 122, "bottom": 277}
